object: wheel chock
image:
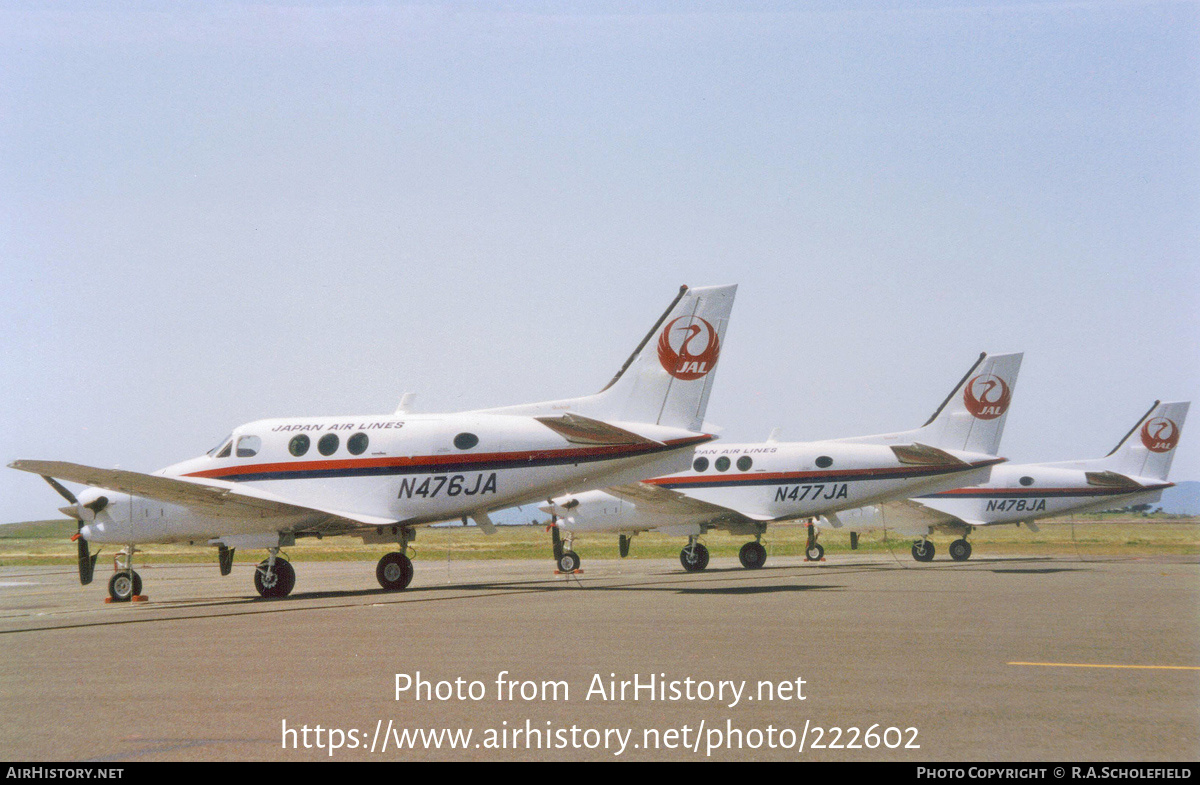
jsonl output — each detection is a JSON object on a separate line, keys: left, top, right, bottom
{"left": 132, "top": 595, "right": 149, "bottom": 602}
{"left": 553, "top": 569, "right": 584, "bottom": 575}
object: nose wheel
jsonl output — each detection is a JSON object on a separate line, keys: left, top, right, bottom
{"left": 557, "top": 550, "right": 581, "bottom": 573}
{"left": 107, "top": 570, "right": 142, "bottom": 602}
{"left": 911, "top": 539, "right": 935, "bottom": 562}
{"left": 805, "top": 521, "right": 825, "bottom": 562}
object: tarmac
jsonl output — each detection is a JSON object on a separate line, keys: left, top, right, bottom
{"left": 1, "top": 551, "right": 1197, "bottom": 762}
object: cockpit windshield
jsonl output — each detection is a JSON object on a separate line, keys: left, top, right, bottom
{"left": 207, "top": 434, "right": 233, "bottom": 457}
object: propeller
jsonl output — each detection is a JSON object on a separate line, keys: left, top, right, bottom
{"left": 40, "top": 475, "right": 100, "bottom": 586}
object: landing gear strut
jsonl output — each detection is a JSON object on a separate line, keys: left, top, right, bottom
{"left": 254, "top": 548, "right": 296, "bottom": 598}
{"left": 107, "top": 547, "right": 143, "bottom": 602}
{"left": 550, "top": 524, "right": 581, "bottom": 573}
{"left": 738, "top": 538, "right": 767, "bottom": 569}
{"left": 680, "top": 537, "right": 709, "bottom": 572}
{"left": 911, "top": 539, "right": 935, "bottom": 562}
{"left": 805, "top": 522, "right": 825, "bottom": 561}
{"left": 948, "top": 538, "right": 972, "bottom": 561}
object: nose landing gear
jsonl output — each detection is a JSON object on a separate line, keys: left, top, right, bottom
{"left": 106, "top": 547, "right": 145, "bottom": 603}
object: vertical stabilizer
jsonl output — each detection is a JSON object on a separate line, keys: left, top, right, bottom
{"left": 834, "top": 352, "right": 1023, "bottom": 455}
{"left": 476, "top": 285, "right": 737, "bottom": 432}
{"left": 1095, "top": 401, "right": 1189, "bottom": 480}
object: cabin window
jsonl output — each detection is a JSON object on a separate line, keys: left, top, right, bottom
{"left": 715, "top": 456, "right": 731, "bottom": 472}
{"left": 737, "top": 456, "right": 753, "bottom": 472}
{"left": 1019, "top": 476, "right": 1035, "bottom": 486}
{"left": 318, "top": 433, "right": 340, "bottom": 456}
{"left": 348, "top": 432, "right": 369, "bottom": 455}
{"left": 453, "top": 433, "right": 479, "bottom": 450}
{"left": 815, "top": 455, "right": 833, "bottom": 468}
{"left": 236, "top": 435, "right": 261, "bottom": 458}
{"left": 289, "top": 435, "right": 310, "bottom": 457}
{"left": 692, "top": 457, "right": 709, "bottom": 472}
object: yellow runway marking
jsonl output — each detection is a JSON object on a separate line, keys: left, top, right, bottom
{"left": 1008, "top": 662, "right": 1200, "bottom": 671}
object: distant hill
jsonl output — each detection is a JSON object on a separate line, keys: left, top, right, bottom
{"left": 1158, "top": 481, "right": 1200, "bottom": 515}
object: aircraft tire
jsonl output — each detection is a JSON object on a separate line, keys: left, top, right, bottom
{"left": 557, "top": 550, "right": 580, "bottom": 573}
{"left": 739, "top": 541, "right": 767, "bottom": 569}
{"left": 376, "top": 552, "right": 414, "bottom": 590}
{"left": 911, "top": 541, "right": 935, "bottom": 562}
{"left": 949, "top": 539, "right": 972, "bottom": 561}
{"left": 108, "top": 570, "right": 141, "bottom": 602}
{"left": 805, "top": 543, "right": 824, "bottom": 561}
{"left": 255, "top": 558, "right": 296, "bottom": 598}
{"left": 680, "top": 543, "right": 709, "bottom": 572}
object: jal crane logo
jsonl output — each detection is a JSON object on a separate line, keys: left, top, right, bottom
{"left": 963, "top": 374, "right": 1011, "bottom": 420}
{"left": 1140, "top": 417, "right": 1180, "bottom": 453}
{"left": 657, "top": 316, "right": 721, "bottom": 381}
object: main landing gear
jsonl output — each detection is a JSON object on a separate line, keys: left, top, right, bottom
{"left": 911, "top": 539, "right": 935, "bottom": 562}
{"left": 107, "top": 547, "right": 144, "bottom": 602}
{"left": 948, "top": 538, "right": 973, "bottom": 561}
{"left": 738, "top": 539, "right": 767, "bottom": 569}
{"left": 255, "top": 548, "right": 296, "bottom": 598}
{"left": 376, "top": 552, "right": 415, "bottom": 590}
{"left": 680, "top": 537, "right": 709, "bottom": 572}
{"left": 376, "top": 527, "right": 416, "bottom": 591}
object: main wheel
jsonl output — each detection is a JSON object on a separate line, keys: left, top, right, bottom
{"left": 557, "top": 550, "right": 580, "bottom": 573}
{"left": 912, "top": 540, "right": 935, "bottom": 562}
{"left": 108, "top": 570, "right": 142, "bottom": 602}
{"left": 949, "top": 539, "right": 972, "bottom": 561}
{"left": 254, "top": 558, "right": 296, "bottom": 598}
{"left": 376, "top": 552, "right": 414, "bottom": 590}
{"left": 739, "top": 541, "right": 767, "bottom": 569}
{"left": 805, "top": 543, "right": 825, "bottom": 561}
{"left": 680, "top": 543, "right": 710, "bottom": 572}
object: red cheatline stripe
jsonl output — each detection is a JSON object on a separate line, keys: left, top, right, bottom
{"left": 185, "top": 434, "right": 713, "bottom": 481}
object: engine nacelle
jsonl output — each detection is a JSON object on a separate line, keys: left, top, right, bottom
{"left": 542, "top": 490, "right": 707, "bottom": 535}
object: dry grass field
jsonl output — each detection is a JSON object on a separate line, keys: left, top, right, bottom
{"left": 2, "top": 512, "right": 1196, "bottom": 568}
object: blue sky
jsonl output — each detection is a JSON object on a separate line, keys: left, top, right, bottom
{"left": 1, "top": 1, "right": 1196, "bottom": 523}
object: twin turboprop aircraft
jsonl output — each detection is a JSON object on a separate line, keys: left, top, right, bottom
{"left": 10, "top": 284, "right": 737, "bottom": 601}
{"left": 820, "top": 400, "right": 1189, "bottom": 561}
{"left": 542, "top": 352, "right": 1023, "bottom": 572}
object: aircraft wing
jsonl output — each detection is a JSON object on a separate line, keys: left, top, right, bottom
{"left": 604, "top": 482, "right": 771, "bottom": 529}
{"left": 9, "top": 459, "right": 399, "bottom": 532}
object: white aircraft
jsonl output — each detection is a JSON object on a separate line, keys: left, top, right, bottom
{"left": 10, "top": 284, "right": 737, "bottom": 601}
{"left": 822, "top": 400, "right": 1189, "bottom": 561}
{"left": 542, "top": 352, "right": 1022, "bottom": 572}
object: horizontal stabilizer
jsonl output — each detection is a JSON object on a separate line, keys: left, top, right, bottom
{"left": 535, "top": 413, "right": 661, "bottom": 446}
{"left": 1084, "top": 470, "right": 1143, "bottom": 490}
{"left": 890, "top": 443, "right": 969, "bottom": 467}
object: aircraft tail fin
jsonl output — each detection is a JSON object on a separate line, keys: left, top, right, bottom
{"left": 834, "top": 352, "right": 1023, "bottom": 455}
{"left": 476, "top": 285, "right": 737, "bottom": 432}
{"left": 1090, "top": 401, "right": 1189, "bottom": 480}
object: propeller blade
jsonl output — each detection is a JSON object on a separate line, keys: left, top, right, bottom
{"left": 41, "top": 475, "right": 78, "bottom": 505}
{"left": 76, "top": 536, "right": 97, "bottom": 585}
